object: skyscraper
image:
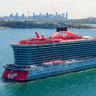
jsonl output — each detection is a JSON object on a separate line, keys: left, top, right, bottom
{"left": 65, "top": 12, "right": 68, "bottom": 19}
{"left": 9, "top": 13, "right": 13, "bottom": 18}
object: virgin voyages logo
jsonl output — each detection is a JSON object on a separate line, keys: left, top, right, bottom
{"left": 8, "top": 73, "right": 17, "bottom": 79}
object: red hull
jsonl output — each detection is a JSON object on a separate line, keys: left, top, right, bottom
{"left": 2, "top": 69, "right": 29, "bottom": 81}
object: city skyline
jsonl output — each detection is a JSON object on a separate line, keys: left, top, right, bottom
{"left": 0, "top": 12, "right": 68, "bottom": 21}
{"left": 0, "top": 0, "right": 96, "bottom": 19}
{"left": 9, "top": 12, "right": 68, "bottom": 17}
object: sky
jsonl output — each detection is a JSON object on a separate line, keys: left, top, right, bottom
{"left": 0, "top": 0, "right": 96, "bottom": 19}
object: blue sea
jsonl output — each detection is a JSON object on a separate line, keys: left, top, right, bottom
{"left": 0, "top": 28, "right": 96, "bottom": 96}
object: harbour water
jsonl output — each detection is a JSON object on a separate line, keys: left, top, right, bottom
{"left": 0, "top": 28, "right": 96, "bottom": 96}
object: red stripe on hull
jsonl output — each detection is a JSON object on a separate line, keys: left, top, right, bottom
{"left": 2, "top": 69, "right": 29, "bottom": 81}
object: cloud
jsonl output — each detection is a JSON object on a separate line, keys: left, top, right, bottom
{"left": 0, "top": 0, "right": 96, "bottom": 18}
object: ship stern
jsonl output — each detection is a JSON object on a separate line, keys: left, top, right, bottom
{"left": 2, "top": 69, "right": 29, "bottom": 81}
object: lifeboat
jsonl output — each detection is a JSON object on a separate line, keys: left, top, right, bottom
{"left": 43, "top": 61, "right": 53, "bottom": 66}
{"left": 53, "top": 60, "right": 66, "bottom": 64}
{"left": 43, "top": 60, "right": 66, "bottom": 66}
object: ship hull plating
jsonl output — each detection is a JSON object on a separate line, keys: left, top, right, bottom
{"left": 26, "top": 60, "right": 96, "bottom": 81}
{"left": 2, "top": 59, "right": 96, "bottom": 81}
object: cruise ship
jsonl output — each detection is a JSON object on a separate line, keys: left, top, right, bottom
{"left": 2, "top": 27, "right": 96, "bottom": 81}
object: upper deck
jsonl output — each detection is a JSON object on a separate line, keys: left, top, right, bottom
{"left": 10, "top": 30, "right": 96, "bottom": 66}
{"left": 10, "top": 30, "right": 96, "bottom": 46}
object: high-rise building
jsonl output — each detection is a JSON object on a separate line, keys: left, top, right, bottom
{"left": 65, "top": 12, "right": 68, "bottom": 19}
{"left": 21, "top": 14, "right": 25, "bottom": 20}
{"left": 62, "top": 13, "right": 65, "bottom": 19}
{"left": 33, "top": 13, "right": 35, "bottom": 16}
{"left": 16, "top": 12, "right": 18, "bottom": 17}
{"left": 0, "top": 12, "right": 69, "bottom": 21}
{"left": 9, "top": 13, "right": 13, "bottom": 18}
{"left": 39, "top": 13, "right": 42, "bottom": 17}
{"left": 56, "top": 12, "right": 58, "bottom": 16}
{"left": 28, "top": 11, "right": 29, "bottom": 18}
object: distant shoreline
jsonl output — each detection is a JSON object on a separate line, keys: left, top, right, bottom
{"left": 0, "top": 21, "right": 96, "bottom": 29}
{"left": 0, "top": 26, "right": 95, "bottom": 30}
